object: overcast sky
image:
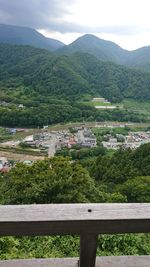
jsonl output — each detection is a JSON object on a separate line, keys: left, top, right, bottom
{"left": 0, "top": 0, "right": 150, "bottom": 50}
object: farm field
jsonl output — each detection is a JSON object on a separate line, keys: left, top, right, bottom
{"left": 123, "top": 100, "right": 150, "bottom": 115}
{"left": 0, "top": 151, "right": 44, "bottom": 161}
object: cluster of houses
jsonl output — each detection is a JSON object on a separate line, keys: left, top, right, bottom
{"left": 92, "top": 97, "right": 111, "bottom": 104}
{"left": 102, "top": 131, "right": 150, "bottom": 150}
{"left": 1, "top": 128, "right": 150, "bottom": 173}
{"left": 0, "top": 101, "right": 25, "bottom": 109}
{"left": 0, "top": 157, "right": 9, "bottom": 173}
{"left": 23, "top": 127, "right": 97, "bottom": 155}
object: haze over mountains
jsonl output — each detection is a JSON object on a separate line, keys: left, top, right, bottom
{"left": 0, "top": 24, "right": 150, "bottom": 127}
{"left": 0, "top": 24, "right": 65, "bottom": 52}
{"left": 0, "top": 24, "right": 150, "bottom": 71}
{"left": 0, "top": 43, "right": 149, "bottom": 127}
{"left": 58, "top": 34, "right": 150, "bottom": 71}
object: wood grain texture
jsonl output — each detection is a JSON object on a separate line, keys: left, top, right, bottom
{"left": 79, "top": 234, "right": 98, "bottom": 267}
{"left": 1, "top": 204, "right": 150, "bottom": 221}
{"left": 0, "top": 256, "right": 150, "bottom": 267}
{"left": 0, "top": 204, "right": 150, "bottom": 236}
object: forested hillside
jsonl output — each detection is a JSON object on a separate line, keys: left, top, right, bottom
{"left": 1, "top": 25, "right": 150, "bottom": 71}
{"left": 57, "top": 34, "right": 128, "bottom": 63}
{"left": 0, "top": 24, "right": 64, "bottom": 51}
{"left": 0, "top": 144, "right": 150, "bottom": 258}
{"left": 57, "top": 34, "right": 150, "bottom": 72}
{"left": 0, "top": 44, "right": 150, "bottom": 126}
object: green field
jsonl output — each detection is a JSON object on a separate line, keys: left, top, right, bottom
{"left": 90, "top": 101, "right": 112, "bottom": 106}
{"left": 123, "top": 100, "right": 150, "bottom": 115}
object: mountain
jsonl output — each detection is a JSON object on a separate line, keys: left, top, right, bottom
{"left": 0, "top": 44, "right": 149, "bottom": 126}
{"left": 0, "top": 24, "right": 65, "bottom": 51}
{"left": 57, "top": 34, "right": 150, "bottom": 71}
{"left": 124, "top": 46, "right": 150, "bottom": 71}
{"left": 57, "top": 34, "right": 128, "bottom": 64}
{"left": 1, "top": 43, "right": 150, "bottom": 102}
{"left": 1, "top": 25, "right": 150, "bottom": 71}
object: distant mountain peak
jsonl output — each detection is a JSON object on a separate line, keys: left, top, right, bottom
{"left": 0, "top": 24, "right": 65, "bottom": 51}
{"left": 57, "top": 33, "right": 127, "bottom": 63}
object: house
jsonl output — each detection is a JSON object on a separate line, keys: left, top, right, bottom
{"left": 77, "top": 128, "right": 97, "bottom": 148}
{"left": 0, "top": 157, "right": 9, "bottom": 172}
{"left": 92, "top": 98, "right": 106, "bottom": 102}
{"left": 67, "top": 138, "right": 77, "bottom": 148}
{"left": 0, "top": 157, "right": 8, "bottom": 170}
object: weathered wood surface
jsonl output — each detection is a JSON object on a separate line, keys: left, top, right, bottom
{"left": 0, "top": 256, "right": 150, "bottom": 267}
{"left": 0, "top": 204, "right": 150, "bottom": 236}
{"left": 79, "top": 234, "right": 98, "bottom": 267}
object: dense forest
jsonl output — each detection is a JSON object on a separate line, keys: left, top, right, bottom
{"left": 0, "top": 44, "right": 150, "bottom": 127}
{"left": 0, "top": 143, "right": 150, "bottom": 258}
{"left": 0, "top": 22, "right": 150, "bottom": 263}
{"left": 1, "top": 25, "right": 150, "bottom": 71}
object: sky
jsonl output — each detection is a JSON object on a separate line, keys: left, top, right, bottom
{"left": 0, "top": 0, "right": 150, "bottom": 50}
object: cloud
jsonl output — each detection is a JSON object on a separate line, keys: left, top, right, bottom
{"left": 0, "top": 0, "right": 149, "bottom": 51}
{"left": 92, "top": 25, "right": 141, "bottom": 36}
{"left": 0, "top": 0, "right": 74, "bottom": 28}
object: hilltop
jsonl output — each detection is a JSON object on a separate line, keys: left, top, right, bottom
{"left": 0, "top": 44, "right": 149, "bottom": 126}
{"left": 0, "top": 24, "right": 64, "bottom": 51}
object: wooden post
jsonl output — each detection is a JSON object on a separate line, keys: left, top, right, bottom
{"left": 79, "top": 234, "right": 98, "bottom": 267}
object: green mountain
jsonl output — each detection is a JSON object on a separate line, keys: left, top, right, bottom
{"left": 1, "top": 25, "right": 150, "bottom": 71}
{"left": 0, "top": 24, "right": 65, "bottom": 51}
{"left": 0, "top": 44, "right": 149, "bottom": 126}
{"left": 57, "top": 34, "right": 128, "bottom": 64}
{"left": 1, "top": 44, "right": 150, "bottom": 101}
{"left": 124, "top": 46, "right": 150, "bottom": 71}
{"left": 57, "top": 34, "right": 150, "bottom": 71}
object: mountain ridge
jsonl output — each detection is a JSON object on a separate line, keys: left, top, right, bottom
{"left": 57, "top": 34, "right": 128, "bottom": 64}
{"left": 0, "top": 43, "right": 149, "bottom": 126}
{"left": 0, "top": 24, "right": 65, "bottom": 51}
{"left": 1, "top": 24, "right": 150, "bottom": 71}
{"left": 57, "top": 34, "right": 150, "bottom": 71}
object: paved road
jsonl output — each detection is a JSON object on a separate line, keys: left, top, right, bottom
{"left": 48, "top": 135, "right": 57, "bottom": 157}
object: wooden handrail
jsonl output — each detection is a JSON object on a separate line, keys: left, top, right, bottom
{"left": 0, "top": 203, "right": 150, "bottom": 267}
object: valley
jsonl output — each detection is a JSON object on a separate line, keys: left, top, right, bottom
{"left": 1, "top": 120, "right": 150, "bottom": 167}
{"left": 0, "top": 24, "right": 150, "bottom": 260}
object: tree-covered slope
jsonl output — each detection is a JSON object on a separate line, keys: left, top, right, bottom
{"left": 124, "top": 46, "right": 150, "bottom": 71}
{"left": 0, "top": 144, "right": 150, "bottom": 258}
{"left": 0, "top": 44, "right": 149, "bottom": 126}
{"left": 0, "top": 24, "right": 65, "bottom": 51}
{"left": 1, "top": 44, "right": 150, "bottom": 101}
{"left": 57, "top": 34, "right": 128, "bottom": 64}
{"left": 57, "top": 34, "right": 150, "bottom": 72}
{"left": 1, "top": 25, "right": 150, "bottom": 71}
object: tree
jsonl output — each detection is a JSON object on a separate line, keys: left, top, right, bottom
{"left": 0, "top": 157, "right": 96, "bottom": 204}
{"left": 119, "top": 176, "right": 150, "bottom": 202}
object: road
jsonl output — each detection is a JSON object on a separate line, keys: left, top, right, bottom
{"left": 48, "top": 135, "right": 57, "bottom": 157}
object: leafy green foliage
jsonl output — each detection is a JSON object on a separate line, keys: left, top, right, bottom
{"left": 58, "top": 34, "right": 150, "bottom": 71}
{"left": 0, "top": 157, "right": 96, "bottom": 204}
{"left": 0, "top": 144, "right": 150, "bottom": 259}
{"left": 0, "top": 44, "right": 149, "bottom": 127}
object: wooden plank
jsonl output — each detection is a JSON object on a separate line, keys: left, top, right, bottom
{"left": 0, "top": 258, "right": 77, "bottom": 267}
{"left": 79, "top": 234, "right": 98, "bottom": 267}
{"left": 0, "top": 256, "right": 150, "bottom": 267}
{"left": 0, "top": 204, "right": 150, "bottom": 236}
{"left": 96, "top": 256, "right": 150, "bottom": 267}
{"left": 1, "top": 204, "right": 150, "bottom": 222}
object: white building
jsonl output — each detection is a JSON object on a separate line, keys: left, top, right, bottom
{"left": 0, "top": 157, "right": 8, "bottom": 170}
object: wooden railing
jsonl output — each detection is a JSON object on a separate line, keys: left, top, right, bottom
{"left": 0, "top": 203, "right": 150, "bottom": 267}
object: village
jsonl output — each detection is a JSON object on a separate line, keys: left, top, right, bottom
{"left": 1, "top": 123, "right": 150, "bottom": 172}
{"left": 0, "top": 126, "right": 97, "bottom": 172}
{"left": 15, "top": 127, "right": 97, "bottom": 155}
{"left": 102, "top": 131, "right": 150, "bottom": 150}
